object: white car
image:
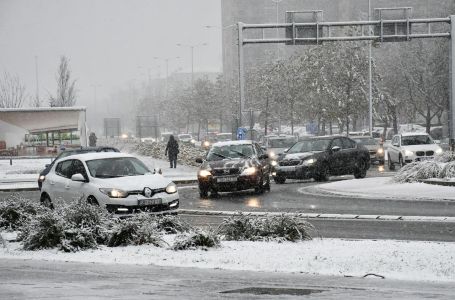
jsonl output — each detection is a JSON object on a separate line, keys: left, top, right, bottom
{"left": 387, "top": 132, "right": 443, "bottom": 170}
{"left": 40, "top": 152, "right": 179, "bottom": 214}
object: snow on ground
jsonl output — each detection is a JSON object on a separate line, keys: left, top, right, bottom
{"left": 0, "top": 235, "right": 454, "bottom": 282}
{"left": 311, "top": 177, "right": 455, "bottom": 201}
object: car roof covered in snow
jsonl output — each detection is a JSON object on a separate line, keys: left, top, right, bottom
{"left": 56, "top": 152, "right": 134, "bottom": 162}
{"left": 212, "top": 140, "right": 254, "bottom": 147}
{"left": 400, "top": 132, "right": 430, "bottom": 137}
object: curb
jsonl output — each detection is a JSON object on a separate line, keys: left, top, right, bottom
{"left": 178, "top": 209, "right": 455, "bottom": 223}
{"left": 421, "top": 179, "right": 455, "bottom": 187}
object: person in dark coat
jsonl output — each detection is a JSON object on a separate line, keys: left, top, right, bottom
{"left": 89, "top": 132, "right": 97, "bottom": 147}
{"left": 165, "top": 135, "right": 179, "bottom": 168}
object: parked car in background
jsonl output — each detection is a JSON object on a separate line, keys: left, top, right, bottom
{"left": 273, "top": 136, "right": 370, "bottom": 184}
{"left": 38, "top": 146, "right": 120, "bottom": 190}
{"left": 40, "top": 152, "right": 179, "bottom": 214}
{"left": 387, "top": 132, "right": 443, "bottom": 170}
{"left": 196, "top": 140, "right": 271, "bottom": 197}
{"left": 215, "top": 132, "right": 233, "bottom": 142}
{"left": 177, "top": 133, "right": 194, "bottom": 144}
{"left": 352, "top": 137, "right": 385, "bottom": 165}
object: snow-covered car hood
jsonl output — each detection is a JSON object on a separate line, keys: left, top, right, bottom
{"left": 91, "top": 174, "right": 172, "bottom": 191}
{"left": 281, "top": 152, "right": 320, "bottom": 160}
{"left": 401, "top": 144, "right": 442, "bottom": 152}
{"left": 202, "top": 158, "right": 256, "bottom": 170}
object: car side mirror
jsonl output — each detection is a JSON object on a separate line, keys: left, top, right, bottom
{"left": 45, "top": 164, "right": 50, "bottom": 168}
{"left": 154, "top": 168, "right": 162, "bottom": 175}
{"left": 259, "top": 154, "right": 269, "bottom": 160}
{"left": 283, "top": 148, "right": 289, "bottom": 153}
{"left": 261, "top": 146, "right": 266, "bottom": 151}
{"left": 71, "top": 173, "right": 86, "bottom": 182}
{"left": 392, "top": 143, "right": 399, "bottom": 147}
{"left": 331, "top": 146, "right": 341, "bottom": 153}
{"left": 195, "top": 158, "right": 203, "bottom": 164}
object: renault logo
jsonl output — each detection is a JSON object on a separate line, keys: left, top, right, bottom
{"left": 144, "top": 187, "right": 152, "bottom": 198}
{"left": 223, "top": 169, "right": 230, "bottom": 174}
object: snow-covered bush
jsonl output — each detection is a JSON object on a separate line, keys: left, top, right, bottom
{"left": 435, "top": 151, "right": 455, "bottom": 163}
{"left": 440, "top": 161, "right": 455, "bottom": 179}
{"left": 155, "top": 215, "right": 193, "bottom": 234}
{"left": 107, "top": 215, "right": 164, "bottom": 247}
{"left": 171, "top": 230, "right": 220, "bottom": 250}
{"left": 0, "top": 196, "right": 48, "bottom": 230}
{"left": 134, "top": 141, "right": 206, "bottom": 167}
{"left": 393, "top": 161, "right": 442, "bottom": 183}
{"left": 21, "top": 211, "right": 64, "bottom": 250}
{"left": 216, "top": 213, "right": 314, "bottom": 242}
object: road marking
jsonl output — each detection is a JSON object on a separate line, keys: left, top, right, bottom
{"left": 178, "top": 209, "right": 455, "bottom": 223}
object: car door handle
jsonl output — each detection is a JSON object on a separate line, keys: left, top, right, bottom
{"left": 65, "top": 185, "right": 70, "bottom": 189}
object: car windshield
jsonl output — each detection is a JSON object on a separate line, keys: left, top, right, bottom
{"left": 287, "top": 139, "right": 331, "bottom": 153}
{"left": 206, "top": 144, "right": 254, "bottom": 161}
{"left": 354, "top": 138, "right": 378, "bottom": 146}
{"left": 401, "top": 135, "right": 433, "bottom": 146}
{"left": 86, "top": 157, "right": 151, "bottom": 178}
{"left": 179, "top": 134, "right": 191, "bottom": 139}
{"left": 268, "top": 138, "right": 295, "bottom": 148}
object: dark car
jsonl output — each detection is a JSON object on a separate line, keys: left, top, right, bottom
{"left": 273, "top": 136, "right": 370, "bottom": 184}
{"left": 196, "top": 140, "right": 270, "bottom": 197}
{"left": 352, "top": 137, "right": 385, "bottom": 165}
{"left": 37, "top": 146, "right": 120, "bottom": 190}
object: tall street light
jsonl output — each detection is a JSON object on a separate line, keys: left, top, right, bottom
{"left": 153, "top": 56, "right": 180, "bottom": 98}
{"left": 176, "top": 42, "right": 207, "bottom": 90}
{"left": 368, "top": 0, "right": 373, "bottom": 137}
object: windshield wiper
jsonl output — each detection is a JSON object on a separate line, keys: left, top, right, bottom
{"left": 96, "top": 175, "right": 123, "bottom": 178}
{"left": 211, "top": 152, "right": 228, "bottom": 159}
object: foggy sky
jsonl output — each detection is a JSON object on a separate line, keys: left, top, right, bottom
{"left": 0, "top": 0, "right": 222, "bottom": 108}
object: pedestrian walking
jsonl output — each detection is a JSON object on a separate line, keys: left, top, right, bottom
{"left": 89, "top": 132, "right": 97, "bottom": 147}
{"left": 165, "top": 135, "right": 179, "bottom": 168}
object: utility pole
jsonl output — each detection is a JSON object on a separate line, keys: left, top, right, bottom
{"left": 238, "top": 22, "right": 245, "bottom": 129}
{"left": 368, "top": 0, "right": 373, "bottom": 137}
{"left": 176, "top": 43, "right": 207, "bottom": 91}
{"left": 153, "top": 56, "right": 179, "bottom": 99}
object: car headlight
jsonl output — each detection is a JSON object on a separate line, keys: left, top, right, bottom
{"left": 404, "top": 150, "right": 413, "bottom": 156}
{"left": 435, "top": 148, "right": 443, "bottom": 154}
{"left": 203, "top": 141, "right": 210, "bottom": 147}
{"left": 190, "top": 139, "right": 196, "bottom": 144}
{"left": 99, "top": 188, "right": 128, "bottom": 198}
{"left": 301, "top": 158, "right": 317, "bottom": 166}
{"left": 165, "top": 182, "right": 177, "bottom": 194}
{"left": 241, "top": 167, "right": 257, "bottom": 176}
{"left": 269, "top": 151, "right": 276, "bottom": 159}
{"left": 270, "top": 160, "right": 278, "bottom": 167}
{"left": 38, "top": 175, "right": 46, "bottom": 182}
{"left": 198, "top": 169, "right": 212, "bottom": 177}
{"left": 377, "top": 148, "right": 384, "bottom": 154}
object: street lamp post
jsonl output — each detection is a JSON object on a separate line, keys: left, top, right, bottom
{"left": 176, "top": 43, "right": 207, "bottom": 90}
{"left": 368, "top": 0, "right": 373, "bottom": 137}
{"left": 153, "top": 56, "right": 180, "bottom": 99}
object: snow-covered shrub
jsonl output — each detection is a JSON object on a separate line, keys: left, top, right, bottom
{"left": 393, "top": 161, "right": 442, "bottom": 183}
{"left": 107, "top": 215, "right": 164, "bottom": 247}
{"left": 60, "top": 227, "right": 98, "bottom": 252}
{"left": 217, "top": 213, "right": 314, "bottom": 242}
{"left": 435, "top": 151, "right": 455, "bottom": 163}
{"left": 171, "top": 230, "right": 220, "bottom": 250}
{"left": 440, "top": 161, "right": 455, "bottom": 179}
{"left": 155, "top": 215, "right": 193, "bottom": 234}
{"left": 21, "top": 211, "right": 64, "bottom": 250}
{"left": 0, "top": 196, "right": 48, "bottom": 230}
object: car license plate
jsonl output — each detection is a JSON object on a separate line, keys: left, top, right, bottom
{"left": 216, "top": 176, "right": 238, "bottom": 183}
{"left": 420, "top": 157, "right": 433, "bottom": 161}
{"left": 279, "top": 166, "right": 296, "bottom": 172}
{"left": 138, "top": 198, "right": 162, "bottom": 206}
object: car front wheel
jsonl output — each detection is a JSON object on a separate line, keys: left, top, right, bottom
{"left": 354, "top": 159, "right": 368, "bottom": 179}
{"left": 41, "top": 193, "right": 53, "bottom": 209}
{"left": 388, "top": 154, "right": 395, "bottom": 171}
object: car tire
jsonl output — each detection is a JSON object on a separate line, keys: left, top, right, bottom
{"left": 314, "top": 164, "right": 329, "bottom": 182}
{"left": 41, "top": 193, "right": 53, "bottom": 209}
{"left": 264, "top": 175, "right": 271, "bottom": 191}
{"left": 199, "top": 187, "right": 209, "bottom": 198}
{"left": 255, "top": 176, "right": 265, "bottom": 194}
{"left": 354, "top": 159, "right": 368, "bottom": 179}
{"left": 273, "top": 176, "right": 286, "bottom": 184}
{"left": 388, "top": 154, "right": 395, "bottom": 171}
{"left": 87, "top": 196, "right": 99, "bottom": 206}
{"left": 399, "top": 155, "right": 405, "bottom": 168}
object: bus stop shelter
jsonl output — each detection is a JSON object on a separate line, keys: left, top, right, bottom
{"left": 0, "top": 107, "right": 88, "bottom": 149}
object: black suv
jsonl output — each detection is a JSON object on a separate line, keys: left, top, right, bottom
{"left": 273, "top": 136, "right": 370, "bottom": 184}
{"left": 196, "top": 141, "right": 270, "bottom": 197}
{"left": 37, "top": 146, "right": 119, "bottom": 190}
